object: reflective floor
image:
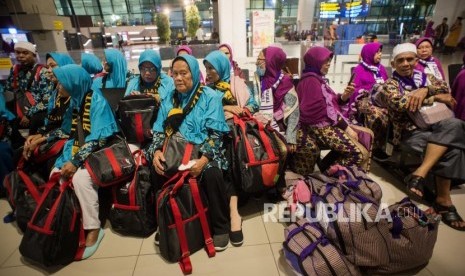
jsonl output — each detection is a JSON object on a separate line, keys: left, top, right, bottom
{"left": 1, "top": 46, "right": 464, "bottom": 276}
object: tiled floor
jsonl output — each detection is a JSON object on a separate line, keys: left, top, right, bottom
{"left": 1, "top": 47, "right": 464, "bottom": 275}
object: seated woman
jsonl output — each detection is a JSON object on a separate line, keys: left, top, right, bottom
{"left": 297, "top": 46, "right": 372, "bottom": 172}
{"left": 125, "top": 49, "right": 174, "bottom": 99}
{"left": 22, "top": 52, "right": 75, "bottom": 162}
{"left": 171, "top": 46, "right": 205, "bottom": 84}
{"left": 451, "top": 53, "right": 465, "bottom": 121}
{"left": 253, "top": 46, "right": 304, "bottom": 174}
{"left": 415, "top": 37, "right": 445, "bottom": 80}
{"left": 203, "top": 50, "right": 259, "bottom": 246}
{"left": 145, "top": 54, "right": 232, "bottom": 251}
{"left": 51, "top": 64, "right": 119, "bottom": 256}
{"left": 348, "top": 42, "right": 390, "bottom": 161}
{"left": 382, "top": 43, "right": 465, "bottom": 231}
{"left": 92, "top": 49, "right": 128, "bottom": 89}
{"left": 253, "top": 46, "right": 300, "bottom": 177}
{"left": 218, "top": 43, "right": 246, "bottom": 80}
{"left": 81, "top": 53, "right": 106, "bottom": 79}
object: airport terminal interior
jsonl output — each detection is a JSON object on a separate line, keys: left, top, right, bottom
{"left": 1, "top": 0, "right": 465, "bottom": 275}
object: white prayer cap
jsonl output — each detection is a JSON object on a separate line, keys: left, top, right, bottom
{"left": 14, "top": 41, "right": 36, "bottom": 54}
{"left": 392, "top": 43, "right": 417, "bottom": 60}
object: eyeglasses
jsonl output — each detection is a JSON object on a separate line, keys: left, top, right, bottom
{"left": 140, "top": 67, "right": 157, "bottom": 73}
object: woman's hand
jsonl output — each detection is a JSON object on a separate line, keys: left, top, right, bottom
{"left": 130, "top": 91, "right": 141, "bottom": 95}
{"left": 345, "top": 126, "right": 358, "bottom": 142}
{"left": 189, "top": 156, "right": 209, "bottom": 177}
{"left": 61, "top": 161, "right": 77, "bottom": 179}
{"left": 434, "top": 93, "right": 457, "bottom": 109}
{"left": 153, "top": 150, "right": 166, "bottom": 175}
{"left": 341, "top": 84, "right": 355, "bottom": 101}
{"left": 25, "top": 134, "right": 43, "bottom": 146}
{"left": 224, "top": 105, "right": 245, "bottom": 116}
{"left": 407, "top": 87, "right": 428, "bottom": 112}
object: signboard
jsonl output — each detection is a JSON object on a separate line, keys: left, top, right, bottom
{"left": 319, "top": 1, "right": 371, "bottom": 19}
{"left": 53, "top": 20, "right": 64, "bottom": 31}
{"left": 251, "top": 10, "right": 275, "bottom": 56}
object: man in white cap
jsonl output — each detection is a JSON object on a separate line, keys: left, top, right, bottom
{"left": 4, "top": 41, "right": 53, "bottom": 135}
{"left": 382, "top": 42, "right": 465, "bottom": 231}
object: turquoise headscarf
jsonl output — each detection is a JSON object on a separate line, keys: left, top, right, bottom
{"left": 203, "top": 50, "right": 231, "bottom": 82}
{"left": 92, "top": 49, "right": 127, "bottom": 89}
{"left": 153, "top": 54, "right": 228, "bottom": 144}
{"left": 124, "top": 49, "right": 174, "bottom": 99}
{"left": 53, "top": 64, "right": 118, "bottom": 169}
{"left": 46, "top": 52, "right": 75, "bottom": 67}
{"left": 81, "top": 53, "right": 103, "bottom": 75}
{"left": 0, "top": 85, "right": 14, "bottom": 121}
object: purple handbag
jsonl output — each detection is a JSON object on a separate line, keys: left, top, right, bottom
{"left": 409, "top": 102, "right": 454, "bottom": 129}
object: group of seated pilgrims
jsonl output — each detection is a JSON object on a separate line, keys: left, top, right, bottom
{"left": 1, "top": 37, "right": 465, "bottom": 260}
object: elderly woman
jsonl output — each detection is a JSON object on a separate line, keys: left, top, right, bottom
{"left": 414, "top": 37, "right": 445, "bottom": 80}
{"left": 203, "top": 50, "right": 258, "bottom": 247}
{"left": 125, "top": 49, "right": 174, "bottom": 101}
{"left": 51, "top": 64, "right": 119, "bottom": 257}
{"left": 218, "top": 43, "right": 245, "bottom": 79}
{"left": 451, "top": 53, "right": 465, "bottom": 121}
{"left": 81, "top": 53, "right": 106, "bottom": 79}
{"left": 145, "top": 54, "right": 232, "bottom": 251}
{"left": 253, "top": 46, "right": 301, "bottom": 179}
{"left": 382, "top": 43, "right": 465, "bottom": 231}
{"left": 348, "top": 42, "right": 390, "bottom": 160}
{"left": 92, "top": 49, "right": 128, "bottom": 89}
{"left": 297, "top": 46, "right": 372, "bottom": 171}
{"left": 22, "top": 52, "right": 75, "bottom": 160}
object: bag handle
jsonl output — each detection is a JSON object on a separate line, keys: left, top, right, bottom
{"left": 17, "top": 170, "right": 42, "bottom": 203}
{"left": 170, "top": 190, "right": 193, "bottom": 274}
{"left": 390, "top": 197, "right": 435, "bottom": 238}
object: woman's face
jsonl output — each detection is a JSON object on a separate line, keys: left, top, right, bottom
{"left": 219, "top": 46, "right": 231, "bottom": 60}
{"left": 320, "top": 57, "right": 332, "bottom": 75}
{"left": 204, "top": 61, "right": 220, "bottom": 84}
{"left": 46, "top": 57, "right": 58, "bottom": 83}
{"left": 172, "top": 60, "right": 193, "bottom": 93}
{"left": 102, "top": 58, "right": 111, "bottom": 73}
{"left": 417, "top": 41, "right": 433, "bottom": 60}
{"left": 177, "top": 50, "right": 189, "bottom": 56}
{"left": 373, "top": 48, "right": 382, "bottom": 64}
{"left": 255, "top": 51, "right": 266, "bottom": 71}
{"left": 139, "top": 61, "right": 158, "bottom": 83}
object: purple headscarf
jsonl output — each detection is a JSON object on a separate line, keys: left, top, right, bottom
{"left": 261, "top": 46, "right": 294, "bottom": 111}
{"left": 176, "top": 46, "right": 193, "bottom": 56}
{"left": 298, "top": 47, "right": 345, "bottom": 127}
{"left": 414, "top": 37, "right": 445, "bottom": 79}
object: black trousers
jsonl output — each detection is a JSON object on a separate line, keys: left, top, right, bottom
{"left": 200, "top": 166, "right": 230, "bottom": 236}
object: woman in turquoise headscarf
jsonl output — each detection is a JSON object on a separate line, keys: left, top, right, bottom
{"left": 23, "top": 52, "right": 75, "bottom": 161}
{"left": 145, "top": 54, "right": 232, "bottom": 252}
{"left": 81, "top": 53, "right": 105, "bottom": 79}
{"left": 125, "top": 49, "right": 174, "bottom": 102}
{"left": 203, "top": 50, "right": 258, "bottom": 247}
{"left": 92, "top": 49, "right": 127, "bottom": 89}
{"left": 0, "top": 85, "right": 16, "bottom": 196}
{"left": 51, "top": 64, "right": 119, "bottom": 259}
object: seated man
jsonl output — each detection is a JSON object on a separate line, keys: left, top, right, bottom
{"left": 382, "top": 43, "right": 465, "bottom": 231}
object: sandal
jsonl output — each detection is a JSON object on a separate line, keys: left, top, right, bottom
{"left": 404, "top": 174, "right": 426, "bottom": 200}
{"left": 433, "top": 203, "right": 465, "bottom": 232}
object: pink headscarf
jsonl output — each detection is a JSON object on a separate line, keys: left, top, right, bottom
{"left": 176, "top": 45, "right": 193, "bottom": 56}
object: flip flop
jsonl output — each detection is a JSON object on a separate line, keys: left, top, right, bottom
{"left": 83, "top": 228, "right": 105, "bottom": 259}
{"left": 433, "top": 203, "right": 465, "bottom": 232}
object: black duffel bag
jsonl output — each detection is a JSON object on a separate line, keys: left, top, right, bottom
{"left": 162, "top": 132, "right": 201, "bottom": 177}
{"left": 3, "top": 164, "right": 45, "bottom": 232}
{"left": 109, "top": 151, "right": 157, "bottom": 237}
{"left": 117, "top": 94, "right": 158, "bottom": 145}
{"left": 84, "top": 135, "right": 136, "bottom": 187}
{"left": 19, "top": 173, "right": 86, "bottom": 266}
{"left": 156, "top": 171, "right": 215, "bottom": 274}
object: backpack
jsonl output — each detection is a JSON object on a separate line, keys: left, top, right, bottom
{"left": 109, "top": 152, "right": 156, "bottom": 237}
{"left": 156, "top": 171, "right": 215, "bottom": 274}
{"left": 283, "top": 219, "right": 361, "bottom": 276}
{"left": 230, "top": 113, "right": 285, "bottom": 193}
{"left": 19, "top": 173, "right": 85, "bottom": 266}
{"left": 12, "top": 64, "right": 43, "bottom": 120}
{"left": 3, "top": 162, "right": 46, "bottom": 232}
{"left": 117, "top": 94, "right": 158, "bottom": 145}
